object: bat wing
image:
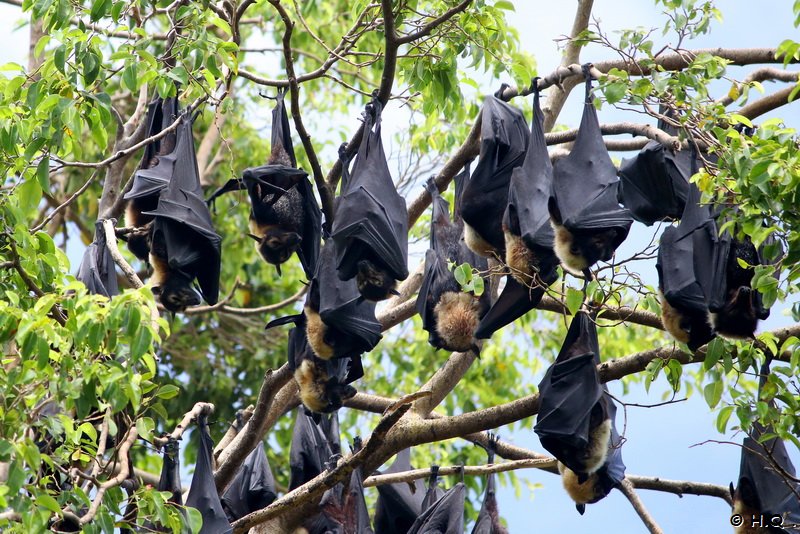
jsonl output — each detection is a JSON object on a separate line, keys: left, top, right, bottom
{"left": 206, "top": 177, "right": 245, "bottom": 206}
{"left": 289, "top": 408, "right": 335, "bottom": 491}
{"left": 505, "top": 87, "right": 556, "bottom": 252}
{"left": 408, "top": 482, "right": 466, "bottom": 534}
{"left": 221, "top": 441, "right": 277, "bottom": 522}
{"left": 551, "top": 77, "right": 632, "bottom": 239}
{"left": 124, "top": 97, "right": 180, "bottom": 202}
{"left": 416, "top": 248, "right": 453, "bottom": 343}
{"left": 474, "top": 275, "right": 552, "bottom": 339}
{"left": 185, "top": 414, "right": 233, "bottom": 534}
{"left": 156, "top": 438, "right": 183, "bottom": 505}
{"left": 534, "top": 312, "right": 605, "bottom": 474}
{"left": 76, "top": 220, "right": 119, "bottom": 298}
{"left": 375, "top": 449, "right": 427, "bottom": 534}
{"left": 587, "top": 392, "right": 626, "bottom": 504}
{"left": 332, "top": 99, "right": 409, "bottom": 281}
{"left": 298, "top": 175, "right": 322, "bottom": 278}
{"left": 618, "top": 141, "right": 692, "bottom": 225}
{"left": 143, "top": 115, "right": 222, "bottom": 305}
{"left": 316, "top": 240, "right": 382, "bottom": 355}
{"left": 272, "top": 88, "right": 297, "bottom": 167}
{"left": 473, "top": 439, "right": 502, "bottom": 534}
{"left": 461, "top": 95, "right": 529, "bottom": 252}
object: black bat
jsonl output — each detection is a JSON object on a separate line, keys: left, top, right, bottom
{"left": 309, "top": 437, "right": 374, "bottom": 534}
{"left": 617, "top": 115, "right": 692, "bottom": 225}
{"left": 408, "top": 467, "right": 465, "bottom": 534}
{"left": 185, "top": 414, "right": 233, "bottom": 534}
{"left": 157, "top": 437, "right": 183, "bottom": 506}
{"left": 549, "top": 65, "right": 633, "bottom": 277}
{"left": 221, "top": 441, "right": 277, "bottom": 522}
{"left": 289, "top": 408, "right": 341, "bottom": 491}
{"left": 76, "top": 220, "right": 119, "bottom": 297}
{"left": 472, "top": 434, "right": 508, "bottom": 534}
{"left": 534, "top": 311, "right": 626, "bottom": 505}
{"left": 656, "top": 182, "right": 717, "bottom": 350}
{"left": 460, "top": 85, "right": 530, "bottom": 258}
{"left": 207, "top": 90, "right": 321, "bottom": 278}
{"left": 731, "top": 361, "right": 800, "bottom": 533}
{"left": 331, "top": 98, "right": 409, "bottom": 302}
{"left": 374, "top": 449, "right": 428, "bottom": 534}
{"left": 141, "top": 111, "right": 222, "bottom": 312}
{"left": 475, "top": 83, "right": 560, "bottom": 340}
{"left": 703, "top": 225, "right": 772, "bottom": 340}
{"left": 416, "top": 171, "right": 490, "bottom": 353}
{"left": 123, "top": 97, "right": 179, "bottom": 261}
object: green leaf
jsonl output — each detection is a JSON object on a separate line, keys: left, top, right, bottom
{"left": 17, "top": 178, "right": 43, "bottom": 212}
{"left": 716, "top": 405, "right": 734, "bottom": 433}
{"left": 35, "top": 494, "right": 61, "bottom": 514}
{"left": 703, "top": 380, "right": 723, "bottom": 408}
{"left": 703, "top": 338, "right": 724, "bottom": 370}
{"left": 156, "top": 385, "right": 180, "bottom": 399}
{"left": 36, "top": 156, "right": 50, "bottom": 190}
{"left": 453, "top": 263, "right": 468, "bottom": 286}
{"left": 472, "top": 275, "right": 484, "bottom": 296}
{"left": 494, "top": 0, "right": 515, "bottom": 10}
{"left": 565, "top": 287, "right": 583, "bottom": 315}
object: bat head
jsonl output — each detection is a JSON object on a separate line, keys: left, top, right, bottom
{"left": 250, "top": 229, "right": 302, "bottom": 267}
{"left": 712, "top": 286, "right": 758, "bottom": 339}
{"left": 356, "top": 259, "right": 398, "bottom": 302}
{"left": 153, "top": 272, "right": 202, "bottom": 312}
{"left": 559, "top": 227, "right": 622, "bottom": 271}
{"left": 321, "top": 379, "right": 357, "bottom": 413}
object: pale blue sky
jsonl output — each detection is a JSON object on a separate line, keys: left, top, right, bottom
{"left": 1, "top": 1, "right": 799, "bottom": 533}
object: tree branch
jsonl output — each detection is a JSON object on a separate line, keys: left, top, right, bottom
{"left": 152, "top": 402, "right": 215, "bottom": 448}
{"left": 363, "top": 458, "right": 552, "bottom": 487}
{"left": 395, "top": 0, "right": 472, "bottom": 45}
{"left": 618, "top": 478, "right": 665, "bottom": 534}
{"left": 737, "top": 84, "right": 799, "bottom": 119}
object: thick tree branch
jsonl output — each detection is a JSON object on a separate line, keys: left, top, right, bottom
{"left": 152, "top": 402, "right": 215, "bottom": 448}
{"left": 363, "top": 458, "right": 552, "bottom": 487}
{"left": 737, "top": 84, "right": 799, "bottom": 119}
{"left": 718, "top": 67, "right": 800, "bottom": 106}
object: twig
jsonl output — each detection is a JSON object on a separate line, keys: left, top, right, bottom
{"left": 31, "top": 169, "right": 101, "bottom": 233}
{"left": 153, "top": 402, "right": 215, "bottom": 448}
{"left": 102, "top": 219, "right": 145, "bottom": 289}
{"left": 6, "top": 238, "right": 67, "bottom": 325}
{"left": 363, "top": 458, "right": 552, "bottom": 487}
{"left": 183, "top": 284, "right": 307, "bottom": 315}
{"left": 395, "top": 0, "right": 472, "bottom": 44}
{"left": 618, "top": 478, "right": 665, "bottom": 534}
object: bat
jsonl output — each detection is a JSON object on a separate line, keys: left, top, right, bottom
{"left": 124, "top": 97, "right": 179, "bottom": 261}
{"left": 266, "top": 238, "right": 382, "bottom": 361}
{"left": 312, "top": 437, "right": 374, "bottom": 534}
{"left": 731, "top": 360, "right": 800, "bottom": 533}
{"left": 331, "top": 98, "right": 409, "bottom": 302}
{"left": 289, "top": 408, "right": 341, "bottom": 491}
{"left": 656, "top": 182, "right": 717, "bottom": 350}
{"left": 207, "top": 90, "right": 321, "bottom": 278}
{"left": 142, "top": 111, "right": 222, "bottom": 312}
{"left": 475, "top": 83, "right": 560, "bottom": 339}
{"left": 549, "top": 66, "right": 633, "bottom": 277}
{"left": 76, "top": 220, "right": 119, "bottom": 297}
{"left": 416, "top": 171, "right": 490, "bottom": 353}
{"left": 374, "top": 449, "right": 428, "bottom": 533}
{"left": 617, "top": 116, "right": 692, "bottom": 225}
{"left": 221, "top": 441, "right": 277, "bottom": 522}
{"left": 185, "top": 414, "right": 233, "bottom": 534}
{"left": 534, "top": 311, "right": 626, "bottom": 511}
{"left": 157, "top": 436, "right": 183, "bottom": 506}
{"left": 408, "top": 466, "right": 466, "bottom": 534}
{"left": 703, "top": 227, "right": 772, "bottom": 341}
{"left": 472, "top": 434, "right": 508, "bottom": 534}
{"left": 287, "top": 322, "right": 360, "bottom": 414}
{"left": 460, "top": 85, "right": 530, "bottom": 258}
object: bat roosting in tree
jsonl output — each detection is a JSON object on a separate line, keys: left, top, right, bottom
{"left": 549, "top": 65, "right": 633, "bottom": 278}
{"left": 331, "top": 97, "right": 409, "bottom": 302}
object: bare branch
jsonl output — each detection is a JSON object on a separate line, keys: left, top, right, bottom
{"left": 363, "top": 458, "right": 552, "bottom": 487}
{"left": 31, "top": 170, "right": 100, "bottom": 233}
{"left": 153, "top": 402, "right": 215, "bottom": 448}
{"left": 738, "top": 84, "right": 799, "bottom": 119}
{"left": 717, "top": 67, "right": 800, "bottom": 106}
{"left": 618, "top": 478, "right": 665, "bottom": 534}
{"left": 182, "top": 284, "right": 307, "bottom": 316}
{"left": 395, "top": 0, "right": 472, "bottom": 45}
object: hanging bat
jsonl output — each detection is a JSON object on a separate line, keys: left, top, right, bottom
{"left": 374, "top": 449, "right": 428, "bottom": 534}
{"left": 475, "top": 82, "right": 560, "bottom": 339}
{"left": 289, "top": 407, "right": 340, "bottom": 491}
{"left": 535, "top": 311, "right": 626, "bottom": 509}
{"left": 416, "top": 171, "right": 490, "bottom": 353}
{"left": 185, "top": 414, "right": 233, "bottom": 534}
{"left": 656, "top": 183, "right": 717, "bottom": 350}
{"left": 123, "top": 97, "right": 179, "bottom": 262}
{"left": 460, "top": 85, "right": 530, "bottom": 258}
{"left": 731, "top": 360, "right": 800, "bottom": 533}
{"left": 142, "top": 112, "right": 222, "bottom": 312}
{"left": 549, "top": 66, "right": 633, "bottom": 277}
{"left": 286, "top": 322, "right": 360, "bottom": 415}
{"left": 221, "top": 441, "right": 277, "bottom": 522}
{"left": 408, "top": 466, "right": 465, "bottom": 534}
{"left": 704, "top": 230, "right": 772, "bottom": 341}
{"left": 331, "top": 98, "right": 409, "bottom": 302}
{"left": 207, "top": 90, "right": 321, "bottom": 278}
{"left": 76, "top": 220, "right": 119, "bottom": 298}
{"left": 472, "top": 434, "right": 508, "bottom": 534}
{"left": 617, "top": 114, "right": 692, "bottom": 226}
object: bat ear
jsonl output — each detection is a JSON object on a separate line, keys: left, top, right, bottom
{"left": 275, "top": 264, "right": 282, "bottom": 277}
{"left": 729, "top": 482, "right": 736, "bottom": 499}
{"left": 548, "top": 196, "right": 562, "bottom": 224}
{"left": 470, "top": 343, "right": 481, "bottom": 357}
{"left": 389, "top": 288, "right": 400, "bottom": 297}
{"left": 248, "top": 233, "right": 262, "bottom": 243}
{"left": 575, "top": 503, "right": 586, "bottom": 515}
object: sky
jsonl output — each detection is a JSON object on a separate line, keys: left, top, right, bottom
{"left": 1, "top": 1, "right": 800, "bottom": 533}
